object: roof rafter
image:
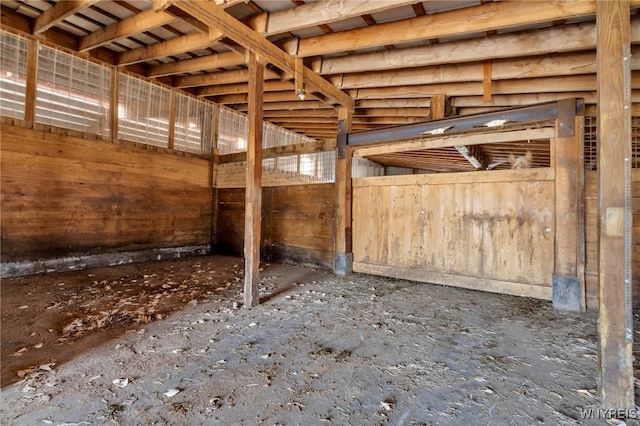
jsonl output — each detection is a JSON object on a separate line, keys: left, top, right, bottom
{"left": 115, "top": 0, "right": 422, "bottom": 66}
{"left": 77, "top": 9, "right": 177, "bottom": 52}
{"left": 282, "top": 0, "right": 640, "bottom": 58}
{"left": 33, "top": 0, "right": 101, "bottom": 35}
{"left": 160, "top": 0, "right": 353, "bottom": 110}
{"left": 313, "top": 17, "right": 640, "bottom": 75}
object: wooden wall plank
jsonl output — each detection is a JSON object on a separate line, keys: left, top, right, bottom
{"left": 1, "top": 125, "right": 212, "bottom": 261}
{"left": 216, "top": 184, "right": 335, "bottom": 269}
{"left": 352, "top": 171, "right": 555, "bottom": 296}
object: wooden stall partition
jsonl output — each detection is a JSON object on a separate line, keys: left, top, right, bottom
{"left": 352, "top": 168, "right": 556, "bottom": 299}
{"left": 216, "top": 183, "right": 335, "bottom": 269}
{"left": 1, "top": 123, "right": 213, "bottom": 270}
{"left": 584, "top": 169, "right": 640, "bottom": 310}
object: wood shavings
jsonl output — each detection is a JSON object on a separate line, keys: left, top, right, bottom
{"left": 10, "top": 347, "right": 28, "bottom": 357}
{"left": 163, "top": 388, "right": 181, "bottom": 397}
{"left": 112, "top": 378, "right": 129, "bottom": 388}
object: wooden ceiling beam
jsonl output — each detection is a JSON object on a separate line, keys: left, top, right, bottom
{"left": 233, "top": 100, "right": 334, "bottom": 111}
{"left": 142, "top": 19, "right": 639, "bottom": 80}
{"left": 313, "top": 16, "right": 640, "bottom": 74}
{"left": 355, "top": 107, "right": 430, "bottom": 117}
{"left": 331, "top": 50, "right": 640, "bottom": 89}
{"left": 116, "top": 0, "right": 421, "bottom": 66}
{"left": 347, "top": 75, "right": 607, "bottom": 99}
{"left": 173, "top": 68, "right": 280, "bottom": 88}
{"left": 263, "top": 109, "right": 337, "bottom": 118}
{"left": 161, "top": 1, "right": 353, "bottom": 110}
{"left": 284, "top": 0, "right": 640, "bottom": 58}
{"left": 147, "top": 51, "right": 243, "bottom": 77}
{"left": 356, "top": 99, "right": 430, "bottom": 108}
{"left": 263, "top": 0, "right": 423, "bottom": 36}
{"left": 33, "top": 0, "right": 100, "bottom": 35}
{"left": 116, "top": 32, "right": 215, "bottom": 66}
{"left": 77, "top": 8, "right": 177, "bottom": 52}
{"left": 197, "top": 80, "right": 295, "bottom": 96}
{"left": 451, "top": 93, "right": 602, "bottom": 108}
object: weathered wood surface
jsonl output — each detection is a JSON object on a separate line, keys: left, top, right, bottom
{"left": 1, "top": 125, "right": 212, "bottom": 261}
{"left": 584, "top": 170, "right": 640, "bottom": 309}
{"left": 216, "top": 184, "right": 335, "bottom": 269}
{"left": 352, "top": 168, "right": 555, "bottom": 299}
{"left": 216, "top": 161, "right": 333, "bottom": 188}
{"left": 596, "top": 0, "right": 635, "bottom": 410}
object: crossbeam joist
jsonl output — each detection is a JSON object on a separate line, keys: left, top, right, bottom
{"left": 115, "top": 0, "right": 421, "bottom": 66}
{"left": 161, "top": 0, "right": 353, "bottom": 110}
{"left": 33, "top": 0, "right": 100, "bottom": 35}
{"left": 77, "top": 8, "right": 177, "bottom": 52}
{"left": 284, "top": 0, "right": 640, "bottom": 58}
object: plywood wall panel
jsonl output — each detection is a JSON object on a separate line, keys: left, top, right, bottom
{"left": 1, "top": 124, "right": 212, "bottom": 261}
{"left": 216, "top": 184, "right": 335, "bottom": 268}
{"left": 352, "top": 169, "right": 555, "bottom": 299}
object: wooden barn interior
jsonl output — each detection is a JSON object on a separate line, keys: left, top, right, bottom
{"left": 0, "top": 0, "right": 638, "bottom": 415}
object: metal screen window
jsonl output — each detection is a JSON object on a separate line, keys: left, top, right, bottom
{"left": 174, "top": 92, "right": 216, "bottom": 155}
{"left": 0, "top": 30, "right": 28, "bottom": 120}
{"left": 352, "top": 157, "right": 384, "bottom": 177}
{"left": 584, "top": 115, "right": 640, "bottom": 170}
{"left": 118, "top": 73, "right": 170, "bottom": 148}
{"left": 264, "top": 150, "right": 335, "bottom": 185}
{"left": 36, "top": 45, "right": 110, "bottom": 136}
{"left": 218, "top": 107, "right": 248, "bottom": 154}
{"left": 217, "top": 151, "right": 335, "bottom": 188}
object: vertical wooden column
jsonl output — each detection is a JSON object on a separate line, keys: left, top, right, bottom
{"left": 24, "top": 39, "right": 38, "bottom": 128}
{"left": 483, "top": 60, "right": 492, "bottom": 103}
{"left": 167, "top": 90, "right": 176, "bottom": 150}
{"left": 552, "top": 98, "right": 585, "bottom": 311}
{"left": 430, "top": 94, "right": 448, "bottom": 120}
{"left": 244, "top": 52, "right": 264, "bottom": 308}
{"left": 210, "top": 107, "right": 221, "bottom": 254}
{"left": 334, "top": 105, "right": 353, "bottom": 275}
{"left": 109, "top": 68, "right": 119, "bottom": 142}
{"left": 596, "top": 0, "right": 634, "bottom": 409}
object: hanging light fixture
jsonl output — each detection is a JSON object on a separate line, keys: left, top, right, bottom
{"left": 297, "top": 88, "right": 306, "bottom": 100}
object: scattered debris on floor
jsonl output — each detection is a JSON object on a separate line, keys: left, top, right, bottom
{"left": 1, "top": 255, "right": 639, "bottom": 425}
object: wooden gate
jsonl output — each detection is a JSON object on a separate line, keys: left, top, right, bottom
{"left": 352, "top": 168, "right": 555, "bottom": 299}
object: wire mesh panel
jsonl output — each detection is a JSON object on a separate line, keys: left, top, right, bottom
{"left": 36, "top": 45, "right": 111, "bottom": 136}
{"left": 0, "top": 30, "right": 28, "bottom": 120}
{"left": 174, "top": 92, "right": 216, "bottom": 155}
{"left": 217, "top": 150, "right": 336, "bottom": 188}
{"left": 584, "top": 115, "right": 640, "bottom": 170}
{"left": 218, "top": 107, "right": 248, "bottom": 154}
{"left": 118, "top": 73, "right": 170, "bottom": 148}
{"left": 262, "top": 122, "right": 278, "bottom": 148}
{"left": 352, "top": 157, "right": 384, "bottom": 177}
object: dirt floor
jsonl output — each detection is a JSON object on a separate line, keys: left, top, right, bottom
{"left": 1, "top": 254, "right": 639, "bottom": 425}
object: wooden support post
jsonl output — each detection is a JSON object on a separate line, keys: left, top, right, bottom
{"left": 334, "top": 105, "right": 353, "bottom": 275}
{"left": 552, "top": 98, "right": 585, "bottom": 311}
{"left": 210, "top": 107, "right": 221, "bottom": 254}
{"left": 430, "top": 94, "right": 447, "bottom": 120}
{"left": 596, "top": 0, "right": 634, "bottom": 409}
{"left": 24, "top": 39, "right": 38, "bottom": 128}
{"left": 244, "top": 52, "right": 264, "bottom": 308}
{"left": 483, "top": 60, "right": 492, "bottom": 102}
{"left": 110, "top": 69, "right": 119, "bottom": 142}
{"left": 167, "top": 90, "right": 176, "bottom": 150}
